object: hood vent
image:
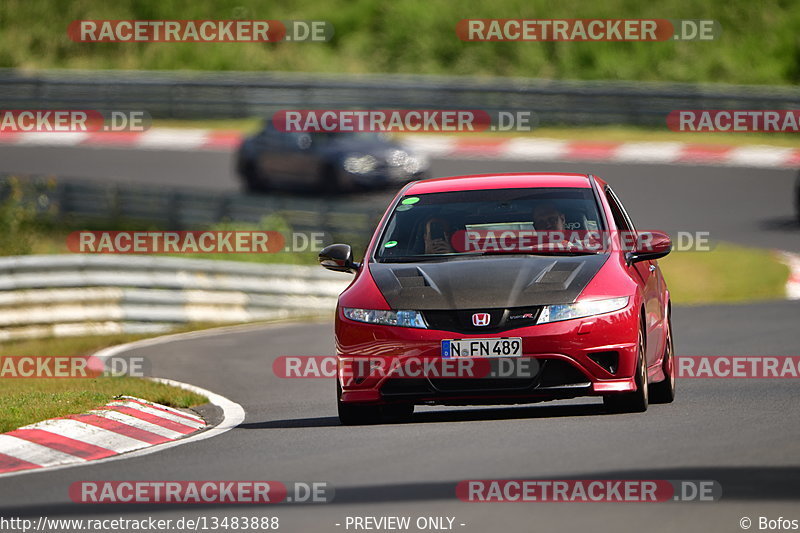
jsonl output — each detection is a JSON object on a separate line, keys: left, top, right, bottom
{"left": 370, "top": 254, "right": 608, "bottom": 310}
{"left": 394, "top": 267, "right": 429, "bottom": 288}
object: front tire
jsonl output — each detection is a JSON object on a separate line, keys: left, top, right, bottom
{"left": 241, "top": 161, "right": 269, "bottom": 192}
{"left": 604, "top": 324, "right": 649, "bottom": 413}
{"left": 650, "top": 311, "right": 676, "bottom": 404}
{"left": 320, "top": 164, "right": 339, "bottom": 194}
{"left": 337, "top": 380, "right": 380, "bottom": 425}
{"left": 382, "top": 403, "right": 414, "bottom": 423}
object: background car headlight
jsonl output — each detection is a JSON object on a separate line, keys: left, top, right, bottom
{"left": 343, "top": 155, "right": 378, "bottom": 174}
{"left": 387, "top": 150, "right": 428, "bottom": 174}
{"left": 343, "top": 308, "right": 428, "bottom": 328}
{"left": 536, "top": 297, "right": 629, "bottom": 324}
{"left": 402, "top": 153, "right": 428, "bottom": 174}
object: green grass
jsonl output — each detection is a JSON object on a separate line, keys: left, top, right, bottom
{"left": 0, "top": 376, "right": 207, "bottom": 433}
{"left": 0, "top": 331, "right": 168, "bottom": 357}
{"left": 0, "top": 327, "right": 238, "bottom": 432}
{"left": 154, "top": 118, "right": 263, "bottom": 133}
{"left": 660, "top": 242, "right": 790, "bottom": 305}
{"left": 0, "top": 0, "right": 799, "bottom": 85}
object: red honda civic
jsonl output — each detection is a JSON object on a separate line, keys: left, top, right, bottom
{"left": 319, "top": 173, "right": 675, "bottom": 424}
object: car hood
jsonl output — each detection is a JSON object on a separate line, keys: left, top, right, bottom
{"left": 368, "top": 255, "right": 609, "bottom": 310}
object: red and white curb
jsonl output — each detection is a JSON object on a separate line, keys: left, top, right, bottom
{"left": 0, "top": 128, "right": 241, "bottom": 151}
{"left": 0, "top": 396, "right": 206, "bottom": 475}
{"left": 776, "top": 251, "right": 800, "bottom": 300}
{"left": 0, "top": 323, "right": 258, "bottom": 479}
{"left": 1, "top": 128, "right": 798, "bottom": 169}
{"left": 400, "top": 135, "right": 800, "bottom": 169}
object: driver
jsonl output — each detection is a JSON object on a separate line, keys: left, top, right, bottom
{"left": 532, "top": 202, "right": 566, "bottom": 232}
{"left": 423, "top": 218, "right": 454, "bottom": 254}
{"left": 533, "top": 202, "right": 577, "bottom": 250}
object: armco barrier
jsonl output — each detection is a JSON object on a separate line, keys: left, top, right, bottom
{"left": 1, "top": 69, "right": 799, "bottom": 126}
{"left": 0, "top": 255, "right": 351, "bottom": 342}
{"left": 1, "top": 175, "right": 385, "bottom": 252}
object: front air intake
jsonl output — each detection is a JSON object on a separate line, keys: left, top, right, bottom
{"left": 588, "top": 351, "right": 619, "bottom": 374}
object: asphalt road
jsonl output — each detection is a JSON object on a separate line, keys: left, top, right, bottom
{"left": 0, "top": 303, "right": 799, "bottom": 533}
{"left": 0, "top": 144, "right": 798, "bottom": 532}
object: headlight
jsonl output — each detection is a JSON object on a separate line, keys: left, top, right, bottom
{"left": 536, "top": 297, "right": 629, "bottom": 325}
{"left": 342, "top": 308, "right": 428, "bottom": 328}
{"left": 343, "top": 155, "right": 378, "bottom": 174}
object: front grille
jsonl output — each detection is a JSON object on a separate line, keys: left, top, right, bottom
{"left": 538, "top": 360, "right": 590, "bottom": 387}
{"left": 379, "top": 358, "right": 590, "bottom": 399}
{"left": 429, "top": 377, "right": 534, "bottom": 392}
{"left": 422, "top": 306, "right": 542, "bottom": 334}
{"left": 380, "top": 378, "right": 432, "bottom": 396}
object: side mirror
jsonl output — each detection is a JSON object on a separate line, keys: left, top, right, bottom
{"left": 319, "top": 244, "right": 360, "bottom": 273}
{"left": 626, "top": 231, "right": 672, "bottom": 264}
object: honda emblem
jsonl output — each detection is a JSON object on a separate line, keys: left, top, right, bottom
{"left": 472, "top": 312, "right": 491, "bottom": 326}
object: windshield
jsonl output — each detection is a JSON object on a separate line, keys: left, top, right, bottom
{"left": 263, "top": 122, "right": 387, "bottom": 144}
{"left": 375, "top": 187, "right": 606, "bottom": 262}
{"left": 311, "top": 131, "right": 386, "bottom": 143}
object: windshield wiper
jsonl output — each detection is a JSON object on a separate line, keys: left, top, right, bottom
{"left": 380, "top": 249, "right": 602, "bottom": 262}
{"left": 378, "top": 254, "right": 460, "bottom": 263}
{"left": 460, "top": 248, "right": 602, "bottom": 256}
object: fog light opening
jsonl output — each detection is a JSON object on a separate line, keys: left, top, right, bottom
{"left": 589, "top": 351, "right": 619, "bottom": 374}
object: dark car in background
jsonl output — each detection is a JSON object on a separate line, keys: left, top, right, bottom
{"left": 796, "top": 172, "right": 800, "bottom": 225}
{"left": 236, "top": 123, "right": 430, "bottom": 193}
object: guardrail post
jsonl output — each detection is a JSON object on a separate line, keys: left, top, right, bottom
{"left": 217, "top": 196, "right": 231, "bottom": 222}
{"left": 167, "top": 191, "right": 181, "bottom": 229}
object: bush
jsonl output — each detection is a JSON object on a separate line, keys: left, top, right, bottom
{"left": 0, "top": 177, "right": 37, "bottom": 256}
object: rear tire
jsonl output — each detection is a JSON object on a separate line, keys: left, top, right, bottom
{"left": 650, "top": 311, "right": 676, "bottom": 404}
{"left": 604, "top": 324, "right": 649, "bottom": 413}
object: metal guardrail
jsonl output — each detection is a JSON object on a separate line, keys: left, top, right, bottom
{"left": 1, "top": 69, "right": 799, "bottom": 126}
{"left": 0, "top": 254, "right": 351, "bottom": 341}
{"left": 1, "top": 175, "right": 385, "bottom": 249}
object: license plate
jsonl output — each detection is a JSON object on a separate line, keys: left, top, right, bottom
{"left": 442, "top": 338, "right": 522, "bottom": 358}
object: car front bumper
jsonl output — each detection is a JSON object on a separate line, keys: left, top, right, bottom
{"left": 335, "top": 303, "right": 640, "bottom": 405}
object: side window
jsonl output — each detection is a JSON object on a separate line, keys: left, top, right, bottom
{"left": 604, "top": 187, "right": 635, "bottom": 232}
{"left": 258, "top": 122, "right": 280, "bottom": 144}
